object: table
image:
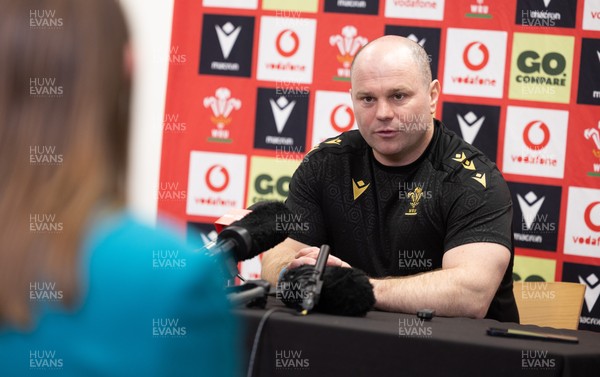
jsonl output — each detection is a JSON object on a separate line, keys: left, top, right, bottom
{"left": 235, "top": 298, "right": 600, "bottom": 377}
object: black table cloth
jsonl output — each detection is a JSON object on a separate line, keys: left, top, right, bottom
{"left": 235, "top": 298, "right": 600, "bottom": 377}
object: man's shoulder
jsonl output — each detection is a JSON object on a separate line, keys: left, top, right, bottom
{"left": 431, "top": 122, "right": 504, "bottom": 190}
{"left": 303, "top": 130, "right": 368, "bottom": 162}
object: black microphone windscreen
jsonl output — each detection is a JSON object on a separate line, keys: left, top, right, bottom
{"left": 230, "top": 201, "right": 291, "bottom": 260}
{"left": 278, "top": 265, "right": 375, "bottom": 317}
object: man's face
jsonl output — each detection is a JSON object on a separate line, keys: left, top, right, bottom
{"left": 350, "top": 45, "right": 439, "bottom": 166}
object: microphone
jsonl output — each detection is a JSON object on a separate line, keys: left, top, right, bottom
{"left": 278, "top": 265, "right": 376, "bottom": 317}
{"left": 300, "top": 245, "right": 330, "bottom": 314}
{"left": 203, "top": 201, "right": 291, "bottom": 279}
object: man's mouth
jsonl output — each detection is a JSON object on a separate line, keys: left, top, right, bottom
{"left": 375, "top": 129, "right": 399, "bottom": 137}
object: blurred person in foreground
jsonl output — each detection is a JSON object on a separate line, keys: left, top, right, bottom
{"left": 261, "top": 35, "right": 519, "bottom": 323}
{"left": 0, "top": 0, "right": 238, "bottom": 376}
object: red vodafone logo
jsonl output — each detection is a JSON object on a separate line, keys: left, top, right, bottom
{"left": 330, "top": 104, "right": 355, "bottom": 133}
{"left": 205, "top": 165, "right": 230, "bottom": 193}
{"left": 463, "top": 42, "right": 489, "bottom": 71}
{"left": 523, "top": 120, "right": 550, "bottom": 150}
{"left": 585, "top": 201, "right": 600, "bottom": 232}
{"left": 276, "top": 29, "right": 300, "bottom": 58}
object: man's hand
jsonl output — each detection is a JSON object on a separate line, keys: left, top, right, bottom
{"left": 288, "top": 247, "right": 351, "bottom": 270}
{"left": 261, "top": 238, "right": 351, "bottom": 286}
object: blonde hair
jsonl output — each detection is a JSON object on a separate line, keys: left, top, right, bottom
{"left": 0, "top": 0, "right": 130, "bottom": 327}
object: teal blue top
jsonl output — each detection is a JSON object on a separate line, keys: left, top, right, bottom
{"left": 0, "top": 212, "right": 239, "bottom": 377}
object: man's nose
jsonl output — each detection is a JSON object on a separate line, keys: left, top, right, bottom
{"left": 375, "top": 99, "right": 394, "bottom": 121}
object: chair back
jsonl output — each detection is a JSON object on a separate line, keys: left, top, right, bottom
{"left": 513, "top": 281, "right": 585, "bottom": 330}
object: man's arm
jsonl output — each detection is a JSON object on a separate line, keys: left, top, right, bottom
{"left": 260, "top": 238, "right": 308, "bottom": 285}
{"left": 264, "top": 240, "right": 509, "bottom": 318}
{"left": 261, "top": 238, "right": 351, "bottom": 285}
{"left": 369, "top": 242, "right": 510, "bottom": 318}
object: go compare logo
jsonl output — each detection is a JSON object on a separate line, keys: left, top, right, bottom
{"left": 246, "top": 156, "right": 300, "bottom": 205}
{"left": 509, "top": 33, "right": 574, "bottom": 104}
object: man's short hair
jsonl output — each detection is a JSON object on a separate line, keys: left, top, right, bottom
{"left": 350, "top": 37, "right": 433, "bottom": 88}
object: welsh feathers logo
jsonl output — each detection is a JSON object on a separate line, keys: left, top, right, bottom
{"left": 466, "top": 0, "right": 492, "bottom": 18}
{"left": 329, "top": 25, "right": 368, "bottom": 81}
{"left": 584, "top": 121, "right": 600, "bottom": 177}
{"left": 203, "top": 87, "right": 241, "bottom": 143}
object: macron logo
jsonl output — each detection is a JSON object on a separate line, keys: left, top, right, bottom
{"left": 456, "top": 111, "right": 485, "bottom": 144}
{"left": 215, "top": 22, "right": 241, "bottom": 60}
{"left": 407, "top": 34, "right": 426, "bottom": 47}
{"left": 597, "top": 50, "right": 600, "bottom": 64}
{"left": 517, "top": 191, "right": 545, "bottom": 230}
{"left": 579, "top": 273, "right": 600, "bottom": 312}
{"left": 269, "top": 96, "right": 296, "bottom": 134}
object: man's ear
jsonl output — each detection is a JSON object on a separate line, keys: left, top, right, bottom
{"left": 429, "top": 79, "right": 440, "bottom": 114}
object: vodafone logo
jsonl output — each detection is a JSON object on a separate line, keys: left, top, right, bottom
{"left": 585, "top": 202, "right": 600, "bottom": 232}
{"left": 187, "top": 152, "right": 246, "bottom": 217}
{"left": 463, "top": 42, "right": 489, "bottom": 71}
{"left": 205, "top": 165, "right": 230, "bottom": 192}
{"left": 276, "top": 29, "right": 299, "bottom": 57}
{"left": 564, "top": 187, "right": 600, "bottom": 257}
{"left": 312, "top": 90, "right": 357, "bottom": 146}
{"left": 444, "top": 29, "right": 506, "bottom": 98}
{"left": 523, "top": 120, "right": 550, "bottom": 150}
{"left": 256, "top": 16, "right": 316, "bottom": 84}
{"left": 330, "top": 104, "right": 355, "bottom": 133}
{"left": 503, "top": 106, "right": 567, "bottom": 179}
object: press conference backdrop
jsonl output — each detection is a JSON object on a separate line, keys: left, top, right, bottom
{"left": 158, "top": 0, "right": 600, "bottom": 331}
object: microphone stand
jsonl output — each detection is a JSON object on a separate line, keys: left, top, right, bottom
{"left": 226, "top": 280, "right": 271, "bottom": 308}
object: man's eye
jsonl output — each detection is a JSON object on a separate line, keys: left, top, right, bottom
{"left": 362, "top": 97, "right": 374, "bottom": 103}
{"left": 393, "top": 93, "right": 404, "bottom": 100}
